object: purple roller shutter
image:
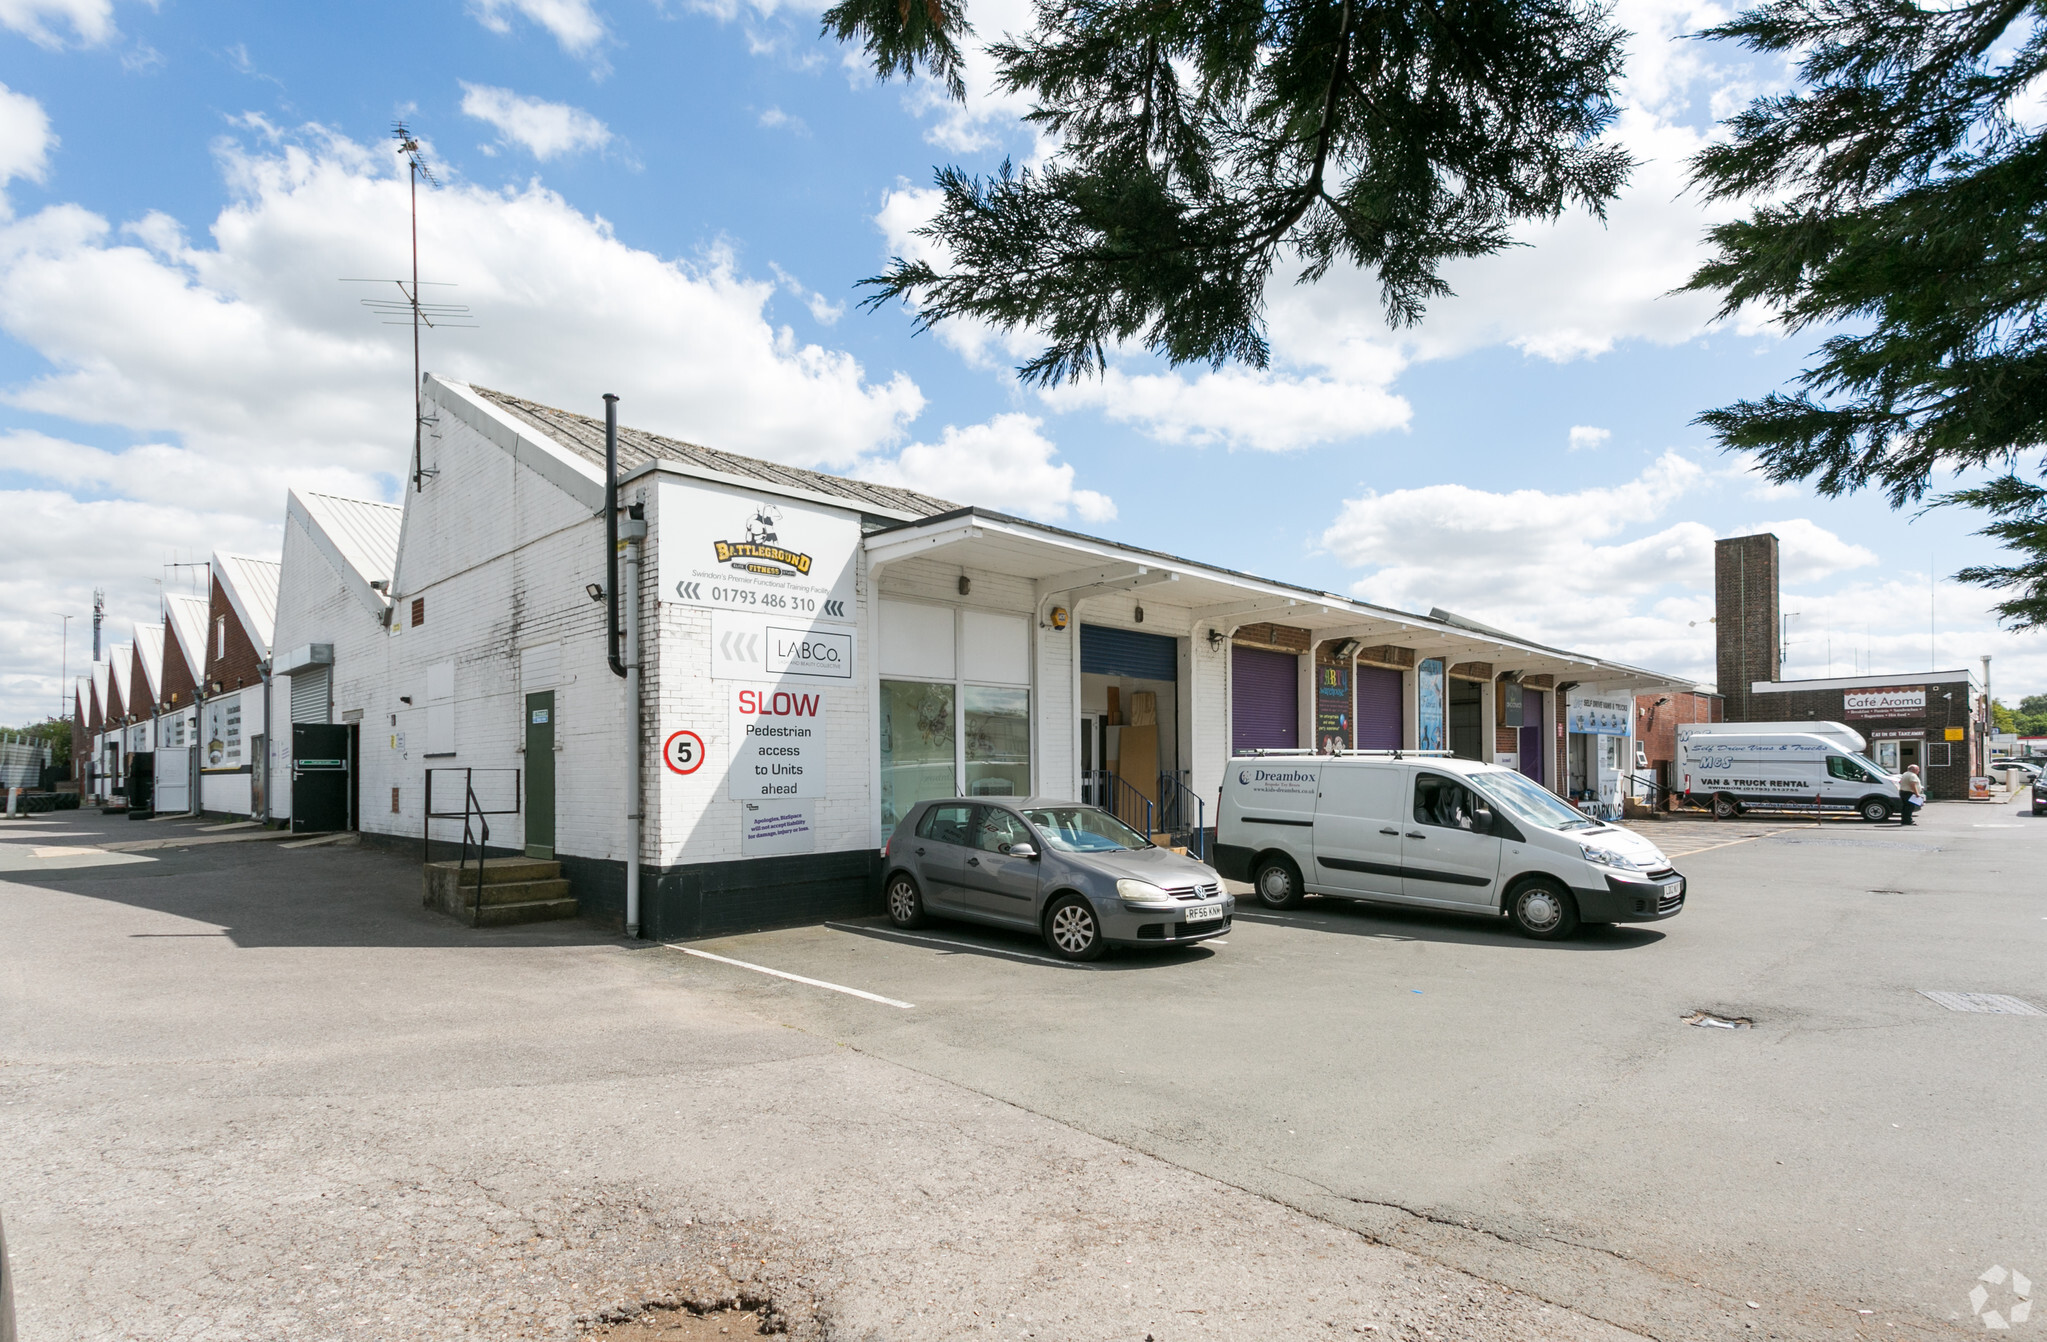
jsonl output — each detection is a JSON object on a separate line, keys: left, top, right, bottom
{"left": 1519, "top": 691, "right": 1544, "bottom": 784}
{"left": 1232, "top": 646, "right": 1299, "bottom": 751}
{"left": 1354, "top": 665, "right": 1403, "bottom": 749}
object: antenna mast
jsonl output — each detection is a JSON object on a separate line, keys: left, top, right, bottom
{"left": 92, "top": 588, "right": 104, "bottom": 662}
{"left": 344, "top": 124, "right": 474, "bottom": 493}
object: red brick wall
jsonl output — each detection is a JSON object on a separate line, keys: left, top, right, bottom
{"left": 1715, "top": 534, "right": 1779, "bottom": 722}
{"left": 160, "top": 616, "right": 199, "bottom": 710}
{"left": 203, "top": 574, "right": 265, "bottom": 693}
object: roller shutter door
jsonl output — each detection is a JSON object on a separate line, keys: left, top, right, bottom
{"left": 1355, "top": 665, "right": 1403, "bottom": 749}
{"left": 1231, "top": 646, "right": 1298, "bottom": 751}
{"left": 289, "top": 667, "right": 331, "bottom": 724}
{"left": 1080, "top": 625, "right": 1179, "bottom": 681}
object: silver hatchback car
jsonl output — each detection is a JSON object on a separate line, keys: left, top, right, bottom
{"left": 882, "top": 797, "right": 1234, "bottom": 961}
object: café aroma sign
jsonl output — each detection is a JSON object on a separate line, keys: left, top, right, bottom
{"left": 1843, "top": 685, "right": 1925, "bottom": 720}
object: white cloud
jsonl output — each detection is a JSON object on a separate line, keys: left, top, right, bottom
{"left": 857, "top": 413, "right": 1115, "bottom": 524}
{"left": 468, "top": 0, "right": 606, "bottom": 58}
{"left": 0, "top": 83, "right": 54, "bottom": 216}
{"left": 459, "top": 83, "right": 612, "bottom": 160}
{"left": 769, "top": 263, "right": 843, "bottom": 325}
{"left": 0, "top": 121, "right": 952, "bottom": 720}
{"left": 0, "top": 0, "right": 114, "bottom": 47}
{"left": 1041, "top": 365, "right": 1410, "bottom": 453}
{"left": 1569, "top": 425, "right": 1611, "bottom": 452}
{"left": 757, "top": 106, "right": 807, "bottom": 135}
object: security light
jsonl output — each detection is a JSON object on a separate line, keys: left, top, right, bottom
{"left": 586, "top": 583, "right": 605, "bottom": 603}
{"left": 1206, "top": 629, "right": 1225, "bottom": 650}
{"left": 957, "top": 574, "right": 972, "bottom": 596}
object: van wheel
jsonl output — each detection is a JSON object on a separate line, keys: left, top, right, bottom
{"left": 1858, "top": 796, "right": 1893, "bottom": 824}
{"left": 885, "top": 873, "right": 927, "bottom": 929}
{"left": 1712, "top": 793, "right": 1741, "bottom": 820}
{"left": 1510, "top": 880, "right": 1580, "bottom": 940}
{"left": 1044, "top": 894, "right": 1106, "bottom": 961}
{"left": 1253, "top": 856, "right": 1305, "bottom": 909}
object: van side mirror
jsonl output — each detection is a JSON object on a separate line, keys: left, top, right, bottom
{"left": 1007, "top": 842, "right": 1037, "bottom": 860}
{"left": 1471, "top": 804, "right": 1495, "bottom": 834}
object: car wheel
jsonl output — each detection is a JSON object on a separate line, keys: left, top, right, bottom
{"left": 1043, "top": 894, "right": 1107, "bottom": 961}
{"left": 1510, "top": 880, "right": 1580, "bottom": 940}
{"left": 1252, "top": 855, "right": 1305, "bottom": 909}
{"left": 1858, "top": 796, "right": 1892, "bottom": 823}
{"left": 1712, "top": 793, "right": 1741, "bottom": 820}
{"left": 885, "top": 873, "right": 927, "bottom": 929}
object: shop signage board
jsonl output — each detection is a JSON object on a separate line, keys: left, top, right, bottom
{"left": 1316, "top": 663, "right": 1352, "bottom": 752}
{"left": 203, "top": 693, "right": 242, "bottom": 770}
{"left": 661, "top": 478, "right": 860, "bottom": 625}
{"left": 709, "top": 609, "right": 855, "bottom": 682}
{"left": 1843, "top": 685, "right": 1925, "bottom": 720}
{"left": 1566, "top": 694, "right": 1631, "bottom": 735}
{"left": 1417, "top": 659, "right": 1446, "bottom": 752}
{"left": 728, "top": 686, "right": 826, "bottom": 799}
{"left": 740, "top": 799, "right": 816, "bottom": 856}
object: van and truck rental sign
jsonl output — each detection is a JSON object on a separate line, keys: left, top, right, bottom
{"left": 1843, "top": 685, "right": 1926, "bottom": 720}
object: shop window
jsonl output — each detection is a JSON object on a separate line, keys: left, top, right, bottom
{"left": 880, "top": 680, "right": 956, "bottom": 832}
{"left": 964, "top": 685, "right": 1030, "bottom": 797}
{"left": 1598, "top": 734, "right": 1622, "bottom": 771}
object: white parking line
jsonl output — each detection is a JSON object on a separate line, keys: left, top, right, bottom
{"left": 825, "top": 921, "right": 1083, "bottom": 967}
{"left": 664, "top": 944, "right": 915, "bottom": 1008}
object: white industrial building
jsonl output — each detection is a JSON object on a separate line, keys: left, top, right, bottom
{"left": 248, "top": 374, "right": 1685, "bottom": 938}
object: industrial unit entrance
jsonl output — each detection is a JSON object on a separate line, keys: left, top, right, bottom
{"left": 1079, "top": 624, "right": 1181, "bottom": 831}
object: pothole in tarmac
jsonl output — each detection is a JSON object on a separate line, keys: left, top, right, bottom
{"left": 1682, "top": 1010, "right": 1754, "bottom": 1029}
{"left": 580, "top": 1307, "right": 765, "bottom": 1340}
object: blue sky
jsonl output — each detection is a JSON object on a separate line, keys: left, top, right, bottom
{"left": 2, "top": 0, "right": 2043, "bottom": 725}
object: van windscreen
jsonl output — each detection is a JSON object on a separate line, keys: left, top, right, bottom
{"left": 1475, "top": 769, "right": 1598, "bottom": 831}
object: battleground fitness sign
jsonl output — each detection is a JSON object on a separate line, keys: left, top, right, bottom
{"left": 1843, "top": 686, "right": 1926, "bottom": 720}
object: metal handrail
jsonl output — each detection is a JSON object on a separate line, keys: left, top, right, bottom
{"left": 1155, "top": 772, "right": 1207, "bottom": 859}
{"left": 1084, "top": 768, "right": 1154, "bottom": 840}
{"left": 423, "top": 767, "right": 522, "bottom": 921}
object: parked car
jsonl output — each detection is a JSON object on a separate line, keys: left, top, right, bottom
{"left": 1990, "top": 759, "right": 2041, "bottom": 785}
{"left": 1216, "top": 753, "right": 1685, "bottom": 940}
{"left": 882, "top": 799, "right": 1232, "bottom": 961}
{"left": 2034, "top": 777, "right": 2046, "bottom": 817}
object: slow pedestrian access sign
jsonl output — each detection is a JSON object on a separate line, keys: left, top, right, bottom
{"left": 727, "top": 687, "right": 826, "bottom": 800}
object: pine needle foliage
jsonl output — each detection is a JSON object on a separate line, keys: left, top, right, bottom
{"left": 825, "top": 0, "right": 1632, "bottom": 385}
{"left": 1685, "top": 0, "right": 2047, "bottom": 626}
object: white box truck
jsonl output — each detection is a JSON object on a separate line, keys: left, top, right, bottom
{"left": 1675, "top": 728, "right": 1898, "bottom": 821}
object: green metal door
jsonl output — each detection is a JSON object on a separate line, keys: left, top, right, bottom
{"left": 524, "top": 691, "right": 555, "bottom": 859}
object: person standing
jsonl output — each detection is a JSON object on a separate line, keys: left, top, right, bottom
{"left": 1898, "top": 763, "right": 1925, "bottom": 824}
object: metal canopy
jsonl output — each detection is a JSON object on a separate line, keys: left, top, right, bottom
{"left": 865, "top": 507, "right": 1689, "bottom": 691}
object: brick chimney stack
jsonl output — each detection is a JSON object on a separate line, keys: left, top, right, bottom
{"left": 1715, "top": 533, "right": 1780, "bottom": 722}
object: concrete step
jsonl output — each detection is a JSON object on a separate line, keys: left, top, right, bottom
{"left": 472, "top": 897, "right": 580, "bottom": 928}
{"left": 458, "top": 878, "right": 572, "bottom": 908}
{"left": 422, "top": 858, "right": 567, "bottom": 920}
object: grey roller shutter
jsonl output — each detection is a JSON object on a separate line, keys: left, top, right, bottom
{"left": 290, "top": 667, "right": 331, "bottom": 724}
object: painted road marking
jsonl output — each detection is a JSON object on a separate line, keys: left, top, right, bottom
{"left": 826, "top": 921, "right": 1084, "bottom": 968}
{"left": 665, "top": 944, "right": 914, "bottom": 1008}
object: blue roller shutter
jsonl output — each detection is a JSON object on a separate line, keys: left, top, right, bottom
{"left": 1355, "top": 665, "right": 1403, "bottom": 749}
{"left": 1080, "top": 624, "right": 1179, "bottom": 681}
{"left": 1232, "top": 646, "right": 1299, "bottom": 751}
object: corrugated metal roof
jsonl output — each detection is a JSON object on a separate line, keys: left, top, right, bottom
{"left": 470, "top": 385, "right": 957, "bottom": 519}
{"left": 295, "top": 491, "right": 402, "bottom": 585}
{"left": 132, "top": 623, "right": 163, "bottom": 699}
{"left": 214, "top": 553, "right": 282, "bottom": 653}
{"left": 109, "top": 644, "right": 132, "bottom": 704}
{"left": 164, "top": 593, "right": 209, "bottom": 684}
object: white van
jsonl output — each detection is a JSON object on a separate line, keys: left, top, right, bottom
{"left": 1215, "top": 753, "right": 1684, "bottom": 940}
{"left": 1677, "top": 720, "right": 1868, "bottom": 754}
{"left": 1675, "top": 731, "right": 1898, "bottom": 821}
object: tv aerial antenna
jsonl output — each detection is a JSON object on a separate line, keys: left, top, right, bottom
{"left": 343, "top": 121, "right": 476, "bottom": 493}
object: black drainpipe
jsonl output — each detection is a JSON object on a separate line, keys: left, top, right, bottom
{"left": 605, "top": 393, "right": 626, "bottom": 680}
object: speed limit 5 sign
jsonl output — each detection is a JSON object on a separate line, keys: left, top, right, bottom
{"left": 663, "top": 730, "right": 706, "bottom": 775}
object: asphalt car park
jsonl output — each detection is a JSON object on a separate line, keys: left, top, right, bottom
{"left": 662, "top": 803, "right": 2047, "bottom": 1339}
